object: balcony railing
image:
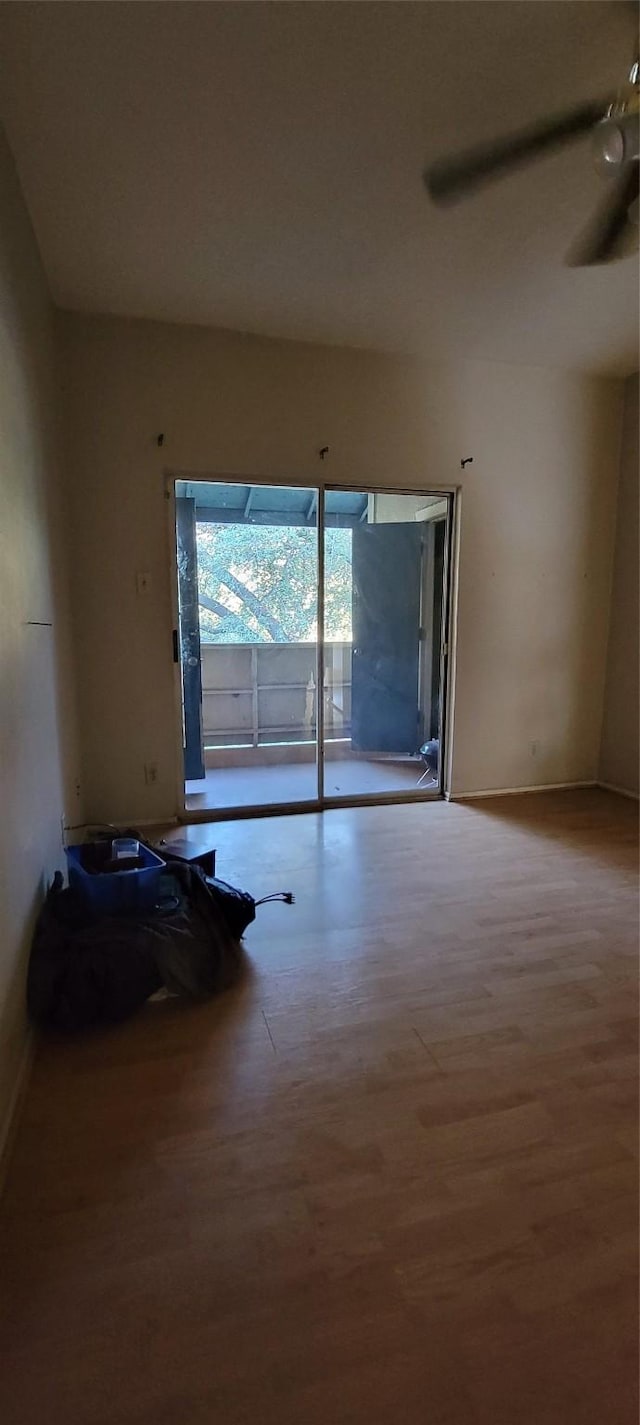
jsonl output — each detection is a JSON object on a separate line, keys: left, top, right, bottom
{"left": 201, "top": 641, "right": 352, "bottom": 748}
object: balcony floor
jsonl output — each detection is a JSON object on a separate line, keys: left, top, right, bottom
{"left": 185, "top": 756, "right": 437, "bottom": 811}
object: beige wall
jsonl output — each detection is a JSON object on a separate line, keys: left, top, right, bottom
{"left": 0, "top": 128, "right": 80, "bottom": 1150}
{"left": 599, "top": 375, "right": 639, "bottom": 796}
{"left": 57, "top": 312, "right": 624, "bottom": 820}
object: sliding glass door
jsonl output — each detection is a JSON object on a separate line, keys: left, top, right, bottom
{"left": 322, "top": 490, "right": 448, "bottom": 801}
{"left": 176, "top": 480, "right": 319, "bottom": 813}
{"left": 174, "top": 479, "right": 450, "bottom": 814}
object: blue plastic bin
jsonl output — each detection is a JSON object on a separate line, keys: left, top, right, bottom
{"left": 65, "top": 841, "right": 164, "bottom": 918}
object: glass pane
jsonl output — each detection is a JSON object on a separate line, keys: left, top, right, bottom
{"left": 322, "top": 490, "right": 448, "bottom": 800}
{"left": 176, "top": 480, "right": 319, "bottom": 812}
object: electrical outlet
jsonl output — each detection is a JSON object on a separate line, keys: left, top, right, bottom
{"left": 144, "top": 762, "right": 159, "bottom": 785}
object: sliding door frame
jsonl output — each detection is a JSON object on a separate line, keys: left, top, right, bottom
{"left": 166, "top": 473, "right": 460, "bottom": 823}
{"left": 316, "top": 485, "right": 326, "bottom": 808}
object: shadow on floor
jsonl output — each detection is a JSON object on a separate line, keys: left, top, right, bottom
{"left": 460, "top": 787, "right": 638, "bottom": 872}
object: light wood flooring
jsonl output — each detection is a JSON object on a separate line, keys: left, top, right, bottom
{"left": 0, "top": 789, "right": 638, "bottom": 1425}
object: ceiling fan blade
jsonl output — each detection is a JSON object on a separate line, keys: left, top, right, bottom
{"left": 566, "top": 162, "right": 639, "bottom": 266}
{"left": 425, "top": 100, "right": 607, "bottom": 205}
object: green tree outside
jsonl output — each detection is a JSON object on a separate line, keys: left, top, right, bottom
{"left": 196, "top": 523, "right": 353, "bottom": 644}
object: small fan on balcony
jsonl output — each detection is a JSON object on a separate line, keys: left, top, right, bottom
{"left": 424, "top": 55, "right": 639, "bottom": 265}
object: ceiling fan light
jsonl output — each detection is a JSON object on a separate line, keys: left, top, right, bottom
{"left": 593, "top": 114, "right": 640, "bottom": 174}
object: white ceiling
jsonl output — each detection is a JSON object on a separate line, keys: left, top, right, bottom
{"left": 1, "top": 1, "right": 638, "bottom": 374}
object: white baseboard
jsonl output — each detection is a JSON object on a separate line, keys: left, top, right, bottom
{"left": 0, "top": 1031, "right": 35, "bottom": 1199}
{"left": 447, "top": 780, "right": 597, "bottom": 802}
{"left": 597, "top": 781, "right": 640, "bottom": 802}
{"left": 65, "top": 817, "right": 179, "bottom": 846}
